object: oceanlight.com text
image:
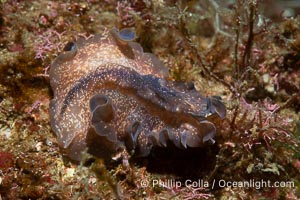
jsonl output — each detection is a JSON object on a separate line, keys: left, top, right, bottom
{"left": 140, "top": 179, "right": 295, "bottom": 190}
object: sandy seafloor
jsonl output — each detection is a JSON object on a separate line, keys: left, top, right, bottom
{"left": 0, "top": 0, "right": 299, "bottom": 199}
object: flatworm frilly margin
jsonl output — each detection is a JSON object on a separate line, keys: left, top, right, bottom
{"left": 49, "top": 28, "right": 226, "bottom": 161}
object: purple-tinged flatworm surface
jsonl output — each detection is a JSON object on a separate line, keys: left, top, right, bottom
{"left": 49, "top": 28, "right": 226, "bottom": 161}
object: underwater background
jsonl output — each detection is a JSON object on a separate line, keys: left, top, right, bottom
{"left": 0, "top": 0, "right": 299, "bottom": 199}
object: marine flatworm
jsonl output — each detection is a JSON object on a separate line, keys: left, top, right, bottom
{"left": 49, "top": 28, "right": 226, "bottom": 161}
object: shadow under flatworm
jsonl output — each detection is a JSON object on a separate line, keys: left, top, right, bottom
{"left": 132, "top": 141, "right": 219, "bottom": 179}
